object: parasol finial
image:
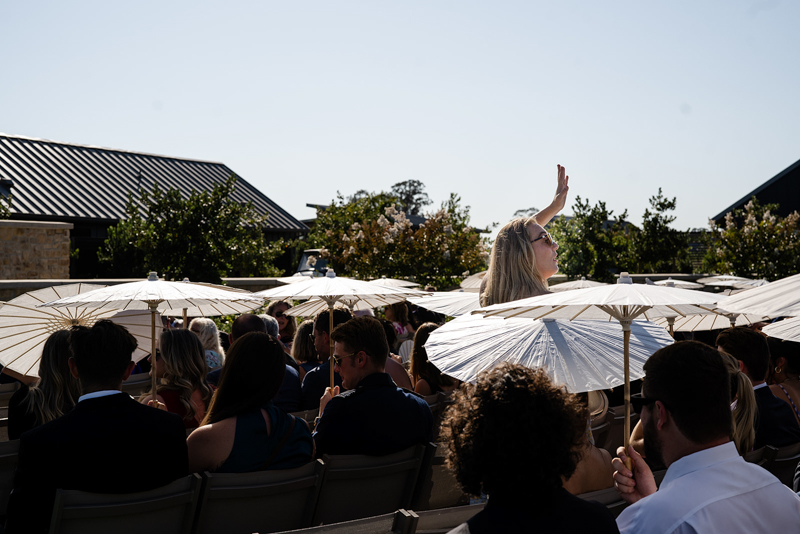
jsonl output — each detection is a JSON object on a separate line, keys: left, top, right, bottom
{"left": 618, "top": 272, "right": 632, "bottom": 284}
{"left": 147, "top": 272, "right": 159, "bottom": 281}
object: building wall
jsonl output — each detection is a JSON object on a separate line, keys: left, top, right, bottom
{"left": 0, "top": 221, "right": 72, "bottom": 284}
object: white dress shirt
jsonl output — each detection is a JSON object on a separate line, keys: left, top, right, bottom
{"left": 617, "top": 441, "right": 800, "bottom": 533}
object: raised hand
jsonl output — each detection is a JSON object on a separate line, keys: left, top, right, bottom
{"left": 552, "top": 164, "right": 570, "bottom": 212}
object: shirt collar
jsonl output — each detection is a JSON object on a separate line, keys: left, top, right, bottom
{"left": 78, "top": 390, "right": 125, "bottom": 403}
{"left": 753, "top": 382, "right": 768, "bottom": 391}
{"left": 660, "top": 441, "right": 739, "bottom": 489}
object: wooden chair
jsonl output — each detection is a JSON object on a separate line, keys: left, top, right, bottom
{"left": 424, "top": 392, "right": 455, "bottom": 441}
{"left": 0, "top": 439, "right": 19, "bottom": 519}
{"left": 193, "top": 460, "right": 325, "bottom": 534}
{"left": 273, "top": 509, "right": 417, "bottom": 534}
{"left": 0, "top": 382, "right": 19, "bottom": 409}
{"left": 313, "top": 444, "right": 428, "bottom": 526}
{"left": 601, "top": 405, "right": 639, "bottom": 455}
{"left": 410, "top": 443, "right": 469, "bottom": 511}
{"left": 764, "top": 441, "right": 800, "bottom": 487}
{"left": 49, "top": 473, "right": 202, "bottom": 534}
{"left": 410, "top": 503, "right": 484, "bottom": 534}
{"left": 398, "top": 340, "right": 414, "bottom": 364}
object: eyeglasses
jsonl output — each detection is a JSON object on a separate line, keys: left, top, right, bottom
{"left": 630, "top": 392, "right": 660, "bottom": 414}
{"left": 331, "top": 352, "right": 357, "bottom": 367}
{"left": 273, "top": 310, "right": 285, "bottom": 318}
{"left": 531, "top": 232, "right": 557, "bottom": 247}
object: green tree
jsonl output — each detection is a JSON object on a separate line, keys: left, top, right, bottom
{"left": 548, "top": 196, "right": 633, "bottom": 282}
{"left": 307, "top": 190, "right": 489, "bottom": 287}
{"left": 702, "top": 197, "right": 800, "bottom": 280}
{"left": 632, "top": 188, "right": 691, "bottom": 273}
{"left": 0, "top": 194, "right": 11, "bottom": 219}
{"left": 99, "top": 175, "right": 284, "bottom": 283}
{"left": 390, "top": 180, "right": 433, "bottom": 215}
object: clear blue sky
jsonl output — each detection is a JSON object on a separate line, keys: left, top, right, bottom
{"left": 2, "top": 1, "right": 798, "bottom": 238}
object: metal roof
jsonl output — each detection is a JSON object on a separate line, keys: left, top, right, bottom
{"left": 711, "top": 157, "right": 800, "bottom": 222}
{"left": 0, "top": 133, "right": 307, "bottom": 233}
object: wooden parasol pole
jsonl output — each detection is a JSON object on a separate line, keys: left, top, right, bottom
{"left": 622, "top": 320, "right": 633, "bottom": 471}
{"left": 149, "top": 304, "right": 158, "bottom": 404}
{"left": 329, "top": 302, "right": 335, "bottom": 389}
{"left": 182, "top": 309, "right": 188, "bottom": 329}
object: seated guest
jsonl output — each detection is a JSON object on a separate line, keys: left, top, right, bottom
{"left": 187, "top": 332, "right": 313, "bottom": 473}
{"left": 442, "top": 363, "right": 619, "bottom": 533}
{"left": 613, "top": 341, "right": 800, "bottom": 533}
{"left": 768, "top": 336, "right": 800, "bottom": 426}
{"left": 314, "top": 316, "right": 433, "bottom": 456}
{"left": 292, "top": 319, "right": 319, "bottom": 382}
{"left": 260, "top": 313, "right": 300, "bottom": 372}
{"left": 6, "top": 320, "right": 187, "bottom": 534}
{"left": 378, "top": 319, "right": 414, "bottom": 390}
{"left": 266, "top": 300, "right": 297, "bottom": 352}
{"left": 385, "top": 302, "right": 414, "bottom": 349}
{"left": 562, "top": 392, "right": 614, "bottom": 495}
{"left": 140, "top": 329, "right": 213, "bottom": 430}
{"left": 208, "top": 314, "right": 302, "bottom": 413}
{"left": 410, "top": 323, "right": 459, "bottom": 396}
{"left": 630, "top": 350, "right": 758, "bottom": 456}
{"left": 300, "top": 307, "right": 352, "bottom": 410}
{"left": 188, "top": 317, "right": 225, "bottom": 369}
{"left": 717, "top": 327, "right": 800, "bottom": 448}
{"left": 8, "top": 330, "right": 80, "bottom": 440}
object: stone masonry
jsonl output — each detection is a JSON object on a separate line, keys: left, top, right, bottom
{"left": 0, "top": 220, "right": 72, "bottom": 282}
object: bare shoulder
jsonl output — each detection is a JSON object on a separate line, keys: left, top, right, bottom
{"left": 188, "top": 418, "right": 236, "bottom": 446}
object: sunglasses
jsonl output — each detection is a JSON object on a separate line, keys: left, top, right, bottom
{"left": 531, "top": 232, "right": 557, "bottom": 247}
{"left": 331, "top": 352, "right": 357, "bottom": 367}
{"left": 274, "top": 310, "right": 285, "bottom": 318}
{"left": 630, "top": 392, "right": 661, "bottom": 414}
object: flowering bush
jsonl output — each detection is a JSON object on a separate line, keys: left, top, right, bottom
{"left": 306, "top": 191, "right": 489, "bottom": 287}
{"left": 702, "top": 197, "right": 800, "bottom": 280}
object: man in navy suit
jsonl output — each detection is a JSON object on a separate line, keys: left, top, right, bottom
{"left": 717, "top": 327, "right": 800, "bottom": 449}
{"left": 5, "top": 320, "right": 188, "bottom": 534}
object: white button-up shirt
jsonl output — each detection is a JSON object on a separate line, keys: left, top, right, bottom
{"left": 617, "top": 441, "right": 800, "bottom": 533}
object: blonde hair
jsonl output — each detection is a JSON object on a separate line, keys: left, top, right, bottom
{"left": 291, "top": 319, "right": 318, "bottom": 365}
{"left": 721, "top": 351, "right": 756, "bottom": 454}
{"left": 140, "top": 329, "right": 213, "bottom": 423}
{"left": 189, "top": 318, "right": 225, "bottom": 363}
{"left": 23, "top": 330, "right": 80, "bottom": 426}
{"left": 481, "top": 216, "right": 550, "bottom": 307}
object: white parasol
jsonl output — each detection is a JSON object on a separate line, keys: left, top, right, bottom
{"left": 460, "top": 271, "right": 486, "bottom": 292}
{"left": 550, "top": 277, "right": 609, "bottom": 292}
{"left": 696, "top": 274, "right": 752, "bottom": 286}
{"left": 652, "top": 312, "right": 770, "bottom": 332}
{"left": 368, "top": 277, "right": 420, "bottom": 288}
{"left": 40, "top": 273, "right": 265, "bottom": 401}
{"left": 763, "top": 317, "right": 800, "bottom": 343}
{"left": 652, "top": 278, "right": 704, "bottom": 290}
{"left": 425, "top": 314, "right": 674, "bottom": 393}
{"left": 0, "top": 284, "right": 155, "bottom": 377}
{"left": 254, "top": 270, "right": 427, "bottom": 387}
{"left": 715, "top": 272, "right": 800, "bottom": 317}
{"left": 160, "top": 279, "right": 261, "bottom": 325}
{"left": 407, "top": 291, "right": 481, "bottom": 318}
{"left": 474, "top": 272, "right": 724, "bottom": 463}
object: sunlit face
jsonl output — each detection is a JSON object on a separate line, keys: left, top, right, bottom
{"left": 527, "top": 223, "right": 559, "bottom": 279}
{"left": 271, "top": 303, "right": 290, "bottom": 331}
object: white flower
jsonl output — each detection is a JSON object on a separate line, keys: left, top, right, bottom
{"left": 383, "top": 235, "right": 394, "bottom": 244}
{"left": 462, "top": 226, "right": 471, "bottom": 233}
{"left": 342, "top": 234, "right": 350, "bottom": 242}
{"left": 444, "top": 224, "right": 453, "bottom": 235}
{"left": 443, "top": 251, "right": 451, "bottom": 260}
{"left": 356, "top": 230, "right": 365, "bottom": 240}
{"left": 377, "top": 215, "right": 389, "bottom": 227}
{"left": 351, "top": 222, "right": 361, "bottom": 231}
{"left": 348, "top": 246, "right": 356, "bottom": 255}
{"left": 388, "top": 226, "right": 400, "bottom": 238}
{"left": 373, "top": 248, "right": 379, "bottom": 254}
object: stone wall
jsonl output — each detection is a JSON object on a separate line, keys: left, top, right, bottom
{"left": 0, "top": 221, "right": 72, "bottom": 283}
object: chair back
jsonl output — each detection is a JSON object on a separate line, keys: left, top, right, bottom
{"left": 0, "top": 382, "right": 19, "bottom": 408}
{"left": 577, "top": 485, "right": 630, "bottom": 518}
{"left": 411, "top": 503, "right": 485, "bottom": 534}
{"left": 0, "top": 439, "right": 20, "bottom": 518}
{"left": 398, "top": 341, "right": 413, "bottom": 364}
{"left": 601, "top": 405, "right": 639, "bottom": 455}
{"left": 273, "top": 509, "right": 417, "bottom": 534}
{"left": 313, "top": 444, "right": 427, "bottom": 526}
{"left": 764, "top": 441, "right": 800, "bottom": 487}
{"left": 49, "top": 473, "right": 201, "bottom": 534}
{"left": 289, "top": 407, "right": 320, "bottom": 426}
{"left": 194, "top": 460, "right": 325, "bottom": 534}
{"left": 120, "top": 372, "right": 151, "bottom": 397}
{"left": 743, "top": 447, "right": 769, "bottom": 467}
{"left": 410, "top": 443, "right": 469, "bottom": 511}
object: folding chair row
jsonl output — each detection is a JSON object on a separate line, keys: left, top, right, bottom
{"left": 46, "top": 443, "right": 436, "bottom": 534}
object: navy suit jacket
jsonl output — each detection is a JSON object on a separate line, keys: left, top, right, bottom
{"left": 300, "top": 360, "right": 343, "bottom": 411}
{"left": 753, "top": 385, "right": 800, "bottom": 449}
{"left": 313, "top": 372, "right": 433, "bottom": 457}
{"left": 5, "top": 392, "right": 188, "bottom": 534}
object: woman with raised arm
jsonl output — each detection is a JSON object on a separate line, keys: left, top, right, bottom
{"left": 480, "top": 164, "right": 570, "bottom": 307}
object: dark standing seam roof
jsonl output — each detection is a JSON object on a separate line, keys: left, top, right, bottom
{"left": 711, "top": 157, "right": 800, "bottom": 222}
{"left": 0, "top": 134, "right": 308, "bottom": 232}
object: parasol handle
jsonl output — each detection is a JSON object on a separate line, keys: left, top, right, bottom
{"left": 623, "top": 327, "right": 632, "bottom": 471}
{"left": 150, "top": 307, "right": 158, "bottom": 407}
{"left": 329, "top": 304, "right": 335, "bottom": 390}
{"left": 183, "top": 308, "right": 188, "bottom": 329}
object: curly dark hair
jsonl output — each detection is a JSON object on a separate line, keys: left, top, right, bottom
{"left": 441, "top": 363, "right": 587, "bottom": 498}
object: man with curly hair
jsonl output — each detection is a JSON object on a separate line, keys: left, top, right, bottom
{"left": 442, "top": 362, "right": 619, "bottom": 533}
{"left": 613, "top": 341, "right": 800, "bottom": 533}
